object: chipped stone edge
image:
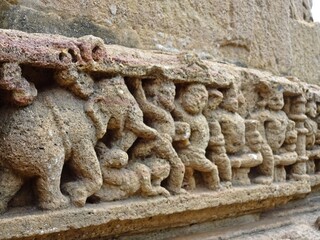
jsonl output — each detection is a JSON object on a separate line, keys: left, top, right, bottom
{"left": 0, "top": 181, "right": 310, "bottom": 239}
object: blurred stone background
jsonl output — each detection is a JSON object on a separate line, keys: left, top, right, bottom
{"left": 0, "top": 0, "right": 319, "bottom": 84}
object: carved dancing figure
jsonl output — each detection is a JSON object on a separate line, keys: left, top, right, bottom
{"left": 172, "top": 83, "right": 220, "bottom": 190}
{"left": 250, "top": 81, "right": 289, "bottom": 184}
{"left": 203, "top": 88, "right": 232, "bottom": 185}
{"left": 129, "top": 78, "right": 186, "bottom": 194}
{"left": 305, "top": 95, "right": 320, "bottom": 174}
{"left": 90, "top": 76, "right": 172, "bottom": 201}
{"left": 214, "top": 86, "right": 264, "bottom": 185}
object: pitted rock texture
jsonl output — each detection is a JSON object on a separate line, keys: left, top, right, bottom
{"left": 0, "top": 0, "right": 319, "bottom": 84}
{"left": 0, "top": 29, "right": 320, "bottom": 239}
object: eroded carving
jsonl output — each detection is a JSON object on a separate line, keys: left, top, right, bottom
{"left": 273, "top": 120, "right": 298, "bottom": 182}
{"left": 305, "top": 93, "right": 320, "bottom": 174}
{"left": 129, "top": 78, "right": 186, "bottom": 194}
{"left": 251, "top": 81, "right": 288, "bottom": 184}
{"left": 173, "top": 84, "right": 220, "bottom": 190}
{"left": 90, "top": 76, "right": 164, "bottom": 201}
{"left": 0, "top": 82, "right": 108, "bottom": 212}
{"left": 0, "top": 29, "right": 320, "bottom": 215}
{"left": 203, "top": 89, "right": 232, "bottom": 184}
{"left": 0, "top": 62, "right": 37, "bottom": 106}
{"left": 286, "top": 94, "right": 309, "bottom": 180}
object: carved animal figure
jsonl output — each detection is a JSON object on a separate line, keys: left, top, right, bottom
{"left": 0, "top": 75, "right": 156, "bottom": 212}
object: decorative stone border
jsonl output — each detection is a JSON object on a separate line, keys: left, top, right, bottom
{"left": 0, "top": 29, "right": 319, "bottom": 239}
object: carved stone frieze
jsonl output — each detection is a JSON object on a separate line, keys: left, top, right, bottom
{"left": 1, "top": 29, "right": 320, "bottom": 239}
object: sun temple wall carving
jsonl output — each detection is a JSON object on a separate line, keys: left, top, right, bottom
{"left": 0, "top": 29, "right": 320, "bottom": 225}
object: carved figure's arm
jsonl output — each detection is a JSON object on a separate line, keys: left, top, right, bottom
{"left": 126, "top": 107, "right": 158, "bottom": 139}
{"left": 131, "top": 78, "right": 165, "bottom": 120}
{"left": 131, "top": 141, "right": 154, "bottom": 158}
{"left": 172, "top": 101, "right": 185, "bottom": 121}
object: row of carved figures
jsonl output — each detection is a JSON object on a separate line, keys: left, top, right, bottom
{"left": 0, "top": 64, "right": 319, "bottom": 213}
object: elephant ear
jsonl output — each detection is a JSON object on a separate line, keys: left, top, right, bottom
{"left": 85, "top": 96, "right": 109, "bottom": 139}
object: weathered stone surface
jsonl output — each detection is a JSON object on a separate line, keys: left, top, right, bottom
{"left": 0, "top": 181, "right": 310, "bottom": 240}
{"left": 0, "top": 29, "right": 320, "bottom": 239}
{"left": 0, "top": 0, "right": 319, "bottom": 84}
{"left": 163, "top": 192, "right": 320, "bottom": 240}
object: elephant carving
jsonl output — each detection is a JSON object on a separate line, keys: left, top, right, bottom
{"left": 0, "top": 75, "right": 155, "bottom": 213}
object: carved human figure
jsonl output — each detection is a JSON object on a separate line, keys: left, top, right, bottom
{"left": 273, "top": 120, "right": 298, "bottom": 182}
{"left": 305, "top": 97, "right": 320, "bottom": 174}
{"left": 213, "top": 85, "right": 265, "bottom": 185}
{"left": 128, "top": 78, "right": 186, "bottom": 194}
{"left": 214, "top": 86, "right": 245, "bottom": 158}
{"left": 229, "top": 120, "right": 264, "bottom": 185}
{"left": 250, "top": 82, "right": 290, "bottom": 184}
{"left": 172, "top": 83, "right": 220, "bottom": 190}
{"left": 92, "top": 142, "right": 170, "bottom": 202}
{"left": 90, "top": 76, "right": 168, "bottom": 201}
{"left": 203, "top": 88, "right": 232, "bottom": 184}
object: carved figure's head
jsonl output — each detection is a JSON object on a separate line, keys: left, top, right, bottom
{"left": 206, "top": 88, "right": 223, "bottom": 110}
{"left": 180, "top": 83, "right": 208, "bottom": 115}
{"left": 220, "top": 87, "right": 239, "bottom": 113}
{"left": 306, "top": 100, "right": 317, "bottom": 118}
{"left": 245, "top": 120, "right": 263, "bottom": 152}
{"left": 220, "top": 118, "right": 245, "bottom": 154}
{"left": 267, "top": 90, "right": 284, "bottom": 111}
{"left": 289, "top": 95, "right": 306, "bottom": 115}
{"left": 256, "top": 82, "right": 284, "bottom": 111}
{"left": 285, "top": 120, "right": 297, "bottom": 146}
{"left": 144, "top": 79, "right": 176, "bottom": 111}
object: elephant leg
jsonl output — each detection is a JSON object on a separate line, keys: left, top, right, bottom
{"left": 36, "top": 153, "right": 69, "bottom": 210}
{"left": 63, "top": 139, "right": 102, "bottom": 207}
{"left": 0, "top": 168, "right": 23, "bottom": 213}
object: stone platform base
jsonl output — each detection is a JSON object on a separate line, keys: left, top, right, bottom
{"left": 148, "top": 189, "right": 320, "bottom": 240}
{"left": 0, "top": 181, "right": 310, "bottom": 240}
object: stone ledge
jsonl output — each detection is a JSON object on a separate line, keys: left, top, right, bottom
{"left": 0, "top": 181, "right": 310, "bottom": 240}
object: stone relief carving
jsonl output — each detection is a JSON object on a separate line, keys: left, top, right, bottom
{"left": 129, "top": 78, "right": 186, "bottom": 195}
{"left": 172, "top": 83, "right": 220, "bottom": 190}
{"left": 305, "top": 92, "right": 320, "bottom": 174}
{"left": 286, "top": 94, "right": 309, "bottom": 180}
{"left": 1, "top": 29, "right": 320, "bottom": 214}
{"left": 0, "top": 80, "right": 106, "bottom": 212}
{"left": 203, "top": 88, "right": 232, "bottom": 185}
